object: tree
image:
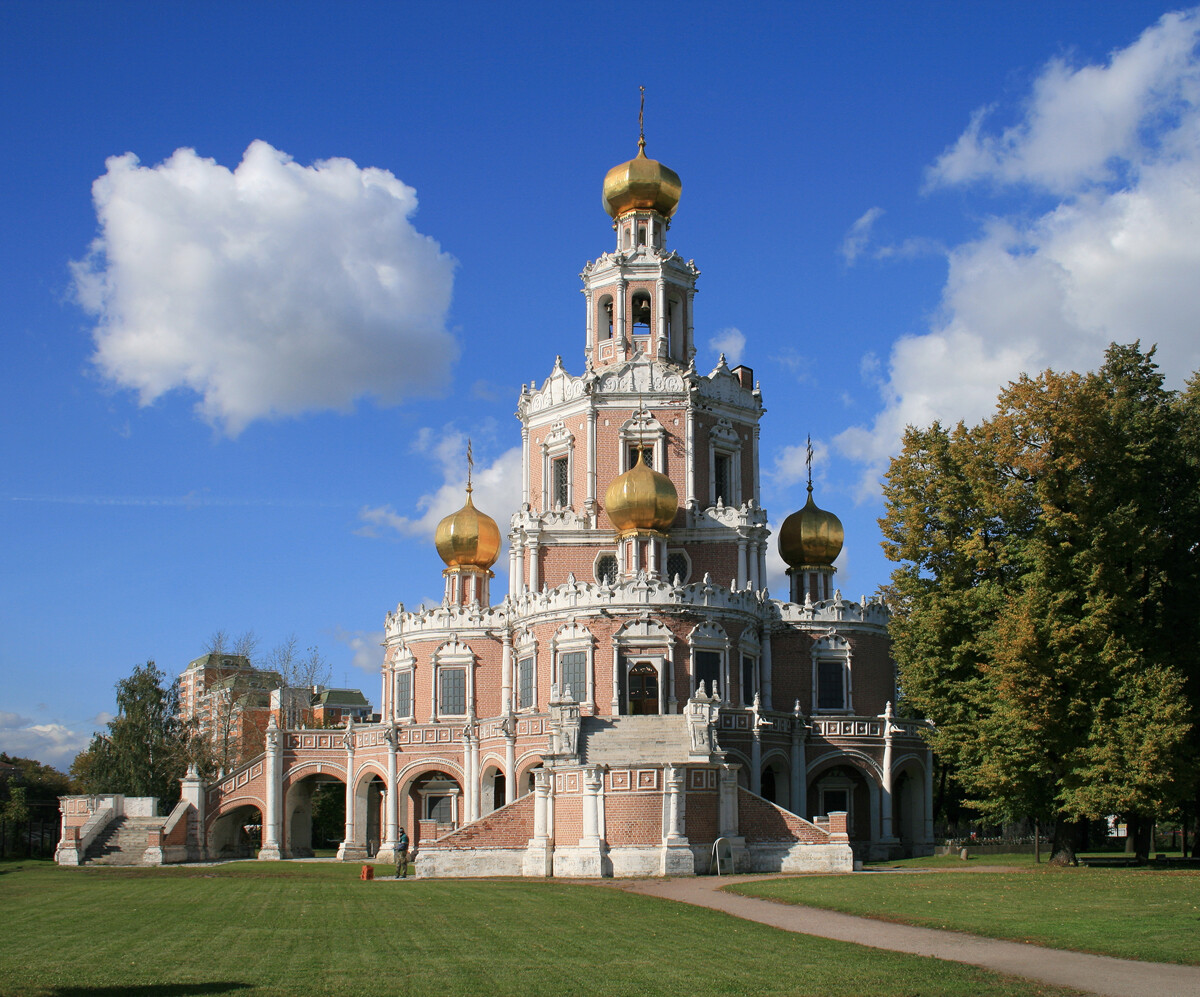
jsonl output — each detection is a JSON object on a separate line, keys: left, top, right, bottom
{"left": 265, "top": 634, "right": 331, "bottom": 691}
{"left": 881, "top": 344, "right": 1200, "bottom": 863}
{"left": 70, "top": 661, "right": 194, "bottom": 811}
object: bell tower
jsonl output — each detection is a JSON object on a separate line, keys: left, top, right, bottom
{"left": 583, "top": 92, "right": 698, "bottom": 369}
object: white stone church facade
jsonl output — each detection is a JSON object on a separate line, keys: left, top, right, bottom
{"left": 58, "top": 135, "right": 934, "bottom": 875}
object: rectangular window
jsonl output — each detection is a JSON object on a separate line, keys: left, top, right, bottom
{"left": 817, "top": 660, "right": 845, "bottom": 710}
{"left": 714, "top": 453, "right": 731, "bottom": 505}
{"left": 627, "top": 445, "right": 653, "bottom": 470}
{"left": 518, "top": 656, "right": 534, "bottom": 710}
{"left": 560, "top": 651, "right": 586, "bottom": 701}
{"left": 694, "top": 650, "right": 721, "bottom": 696}
{"left": 395, "top": 670, "right": 412, "bottom": 718}
{"left": 552, "top": 456, "right": 569, "bottom": 508}
{"left": 741, "top": 655, "right": 755, "bottom": 707}
{"left": 440, "top": 667, "right": 466, "bottom": 716}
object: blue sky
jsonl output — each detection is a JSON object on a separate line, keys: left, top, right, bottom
{"left": 4, "top": 1, "right": 1200, "bottom": 769}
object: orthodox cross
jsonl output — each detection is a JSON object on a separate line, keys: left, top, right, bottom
{"left": 466, "top": 439, "right": 474, "bottom": 493}
{"left": 806, "top": 434, "right": 814, "bottom": 494}
{"left": 639, "top": 86, "right": 645, "bottom": 144}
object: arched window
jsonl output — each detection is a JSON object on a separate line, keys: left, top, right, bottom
{"left": 595, "top": 552, "right": 618, "bottom": 584}
{"left": 599, "top": 295, "right": 614, "bottom": 340}
{"left": 631, "top": 291, "right": 652, "bottom": 343}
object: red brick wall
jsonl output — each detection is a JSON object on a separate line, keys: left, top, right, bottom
{"left": 427, "top": 794, "right": 535, "bottom": 849}
{"left": 553, "top": 795, "right": 582, "bottom": 845}
{"left": 605, "top": 792, "right": 663, "bottom": 846}
{"left": 737, "top": 788, "right": 828, "bottom": 844}
{"left": 685, "top": 791, "right": 718, "bottom": 843}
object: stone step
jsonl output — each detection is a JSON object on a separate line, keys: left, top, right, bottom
{"left": 581, "top": 715, "right": 692, "bottom": 764}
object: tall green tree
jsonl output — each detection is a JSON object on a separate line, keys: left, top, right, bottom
{"left": 70, "top": 661, "right": 197, "bottom": 811}
{"left": 882, "top": 344, "right": 1200, "bottom": 862}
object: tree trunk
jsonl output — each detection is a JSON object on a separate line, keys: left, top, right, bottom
{"left": 1131, "top": 814, "right": 1154, "bottom": 861}
{"left": 1048, "top": 816, "right": 1079, "bottom": 866}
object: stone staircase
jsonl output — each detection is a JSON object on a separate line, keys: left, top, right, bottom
{"left": 84, "top": 815, "right": 163, "bottom": 866}
{"left": 580, "top": 715, "right": 691, "bottom": 765}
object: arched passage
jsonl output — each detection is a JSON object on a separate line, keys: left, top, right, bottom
{"left": 761, "top": 751, "right": 790, "bottom": 810}
{"left": 807, "top": 756, "right": 880, "bottom": 851}
{"left": 892, "top": 756, "right": 930, "bottom": 856}
{"left": 208, "top": 802, "right": 263, "bottom": 860}
{"left": 283, "top": 773, "right": 346, "bottom": 858}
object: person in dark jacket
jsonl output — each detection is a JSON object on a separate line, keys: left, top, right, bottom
{"left": 396, "top": 827, "right": 410, "bottom": 879}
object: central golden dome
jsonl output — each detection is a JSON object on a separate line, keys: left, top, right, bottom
{"left": 778, "top": 487, "right": 844, "bottom": 568}
{"left": 435, "top": 488, "right": 501, "bottom": 570}
{"left": 603, "top": 138, "right": 682, "bottom": 219}
{"left": 604, "top": 450, "right": 678, "bottom": 534}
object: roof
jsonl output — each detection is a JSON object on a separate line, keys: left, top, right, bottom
{"left": 313, "top": 688, "right": 371, "bottom": 709}
{"left": 186, "top": 653, "right": 253, "bottom": 671}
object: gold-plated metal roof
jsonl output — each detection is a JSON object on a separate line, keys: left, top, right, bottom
{"left": 604, "top": 449, "right": 679, "bottom": 534}
{"left": 434, "top": 487, "right": 501, "bottom": 571}
{"left": 778, "top": 487, "right": 844, "bottom": 569}
{"left": 603, "top": 139, "right": 682, "bottom": 219}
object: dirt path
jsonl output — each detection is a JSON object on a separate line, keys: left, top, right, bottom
{"left": 617, "top": 874, "right": 1200, "bottom": 997}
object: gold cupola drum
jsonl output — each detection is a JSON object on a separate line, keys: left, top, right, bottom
{"left": 603, "top": 442, "right": 678, "bottom": 581}
{"left": 778, "top": 437, "right": 844, "bottom": 603}
{"left": 435, "top": 444, "right": 500, "bottom": 606}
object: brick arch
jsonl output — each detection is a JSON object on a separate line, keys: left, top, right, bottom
{"left": 513, "top": 753, "right": 545, "bottom": 796}
{"left": 350, "top": 759, "right": 389, "bottom": 791}
{"left": 207, "top": 792, "right": 267, "bottom": 826}
{"left": 282, "top": 760, "right": 348, "bottom": 792}
{"left": 807, "top": 748, "right": 883, "bottom": 786}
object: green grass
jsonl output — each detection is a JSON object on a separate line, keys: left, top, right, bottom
{"left": 730, "top": 866, "right": 1200, "bottom": 965}
{"left": 866, "top": 851, "right": 1041, "bottom": 869}
{"left": 0, "top": 860, "right": 1082, "bottom": 997}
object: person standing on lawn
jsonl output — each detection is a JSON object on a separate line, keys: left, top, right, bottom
{"left": 396, "top": 827, "right": 410, "bottom": 879}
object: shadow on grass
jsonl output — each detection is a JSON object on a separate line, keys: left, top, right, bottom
{"left": 51, "top": 985, "right": 253, "bottom": 996}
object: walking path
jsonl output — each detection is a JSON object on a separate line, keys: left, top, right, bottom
{"left": 619, "top": 874, "right": 1200, "bottom": 997}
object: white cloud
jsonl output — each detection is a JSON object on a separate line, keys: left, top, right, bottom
{"left": 927, "top": 10, "right": 1200, "bottom": 193}
{"left": 768, "top": 437, "right": 832, "bottom": 490}
{"left": 333, "top": 628, "right": 385, "bottom": 674}
{"left": 357, "top": 429, "right": 523, "bottom": 545}
{"left": 72, "top": 140, "right": 458, "bottom": 435}
{"left": 707, "top": 327, "right": 746, "bottom": 365}
{"left": 0, "top": 711, "right": 100, "bottom": 770}
{"left": 839, "top": 10, "right": 1200, "bottom": 491}
{"left": 841, "top": 207, "right": 884, "bottom": 263}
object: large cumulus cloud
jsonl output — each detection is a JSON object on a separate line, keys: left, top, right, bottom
{"left": 837, "top": 9, "right": 1200, "bottom": 487}
{"left": 72, "top": 140, "right": 458, "bottom": 435}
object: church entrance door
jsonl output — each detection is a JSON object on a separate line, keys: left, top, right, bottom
{"left": 628, "top": 662, "right": 659, "bottom": 715}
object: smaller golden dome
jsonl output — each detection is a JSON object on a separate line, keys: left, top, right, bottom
{"left": 778, "top": 486, "right": 844, "bottom": 568}
{"left": 604, "top": 449, "right": 678, "bottom": 534}
{"left": 435, "top": 487, "right": 500, "bottom": 570}
{"left": 603, "top": 138, "right": 682, "bottom": 219}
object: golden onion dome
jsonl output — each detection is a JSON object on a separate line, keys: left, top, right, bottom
{"left": 604, "top": 450, "right": 678, "bottom": 534}
{"left": 603, "top": 138, "right": 682, "bottom": 219}
{"left": 434, "top": 487, "right": 501, "bottom": 570}
{"left": 778, "top": 486, "right": 844, "bottom": 568}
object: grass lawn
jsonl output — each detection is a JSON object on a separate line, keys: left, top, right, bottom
{"left": 730, "top": 866, "right": 1200, "bottom": 966}
{"left": 0, "top": 859, "right": 1084, "bottom": 997}
{"left": 866, "top": 851, "right": 1041, "bottom": 869}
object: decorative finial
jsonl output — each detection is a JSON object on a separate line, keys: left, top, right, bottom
{"left": 466, "top": 439, "right": 474, "bottom": 494}
{"left": 638, "top": 86, "right": 646, "bottom": 151}
{"left": 806, "top": 434, "right": 814, "bottom": 495}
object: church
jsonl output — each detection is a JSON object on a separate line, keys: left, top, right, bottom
{"left": 58, "top": 129, "right": 934, "bottom": 875}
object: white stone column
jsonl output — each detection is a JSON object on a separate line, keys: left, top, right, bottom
{"left": 259, "top": 719, "right": 282, "bottom": 861}
{"left": 380, "top": 728, "right": 399, "bottom": 861}
{"left": 505, "top": 727, "right": 517, "bottom": 805}
{"left": 523, "top": 767, "right": 553, "bottom": 877}
{"left": 611, "top": 637, "right": 621, "bottom": 715}
{"left": 336, "top": 724, "right": 367, "bottom": 861}
{"left": 585, "top": 287, "right": 594, "bottom": 351}
{"left": 586, "top": 405, "right": 598, "bottom": 516}
{"left": 718, "top": 765, "right": 738, "bottom": 839}
{"left": 521, "top": 425, "right": 530, "bottom": 505}
{"left": 470, "top": 728, "right": 481, "bottom": 823}
{"left": 761, "top": 629, "right": 773, "bottom": 711}
{"left": 750, "top": 727, "right": 762, "bottom": 796}
{"left": 663, "top": 765, "right": 683, "bottom": 842}
{"left": 655, "top": 276, "right": 666, "bottom": 355}
{"left": 581, "top": 768, "right": 602, "bottom": 845}
{"left": 508, "top": 545, "right": 519, "bottom": 598}
{"left": 500, "top": 630, "right": 513, "bottom": 715}
{"left": 616, "top": 279, "right": 628, "bottom": 356}
{"left": 791, "top": 706, "right": 807, "bottom": 818}
{"left": 684, "top": 401, "right": 695, "bottom": 507}
{"left": 527, "top": 534, "right": 540, "bottom": 592}
{"left": 880, "top": 704, "right": 896, "bottom": 843}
